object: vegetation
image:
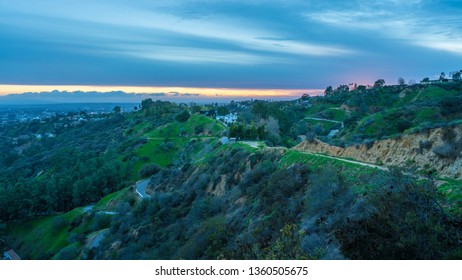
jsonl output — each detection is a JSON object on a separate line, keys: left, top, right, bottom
{"left": 1, "top": 77, "right": 462, "bottom": 259}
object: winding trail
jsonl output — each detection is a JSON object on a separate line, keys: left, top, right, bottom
{"left": 304, "top": 117, "right": 344, "bottom": 128}
{"left": 239, "top": 141, "right": 386, "bottom": 171}
{"left": 295, "top": 150, "right": 387, "bottom": 170}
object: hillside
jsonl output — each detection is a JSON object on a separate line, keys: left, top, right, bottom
{"left": 2, "top": 80, "right": 462, "bottom": 260}
{"left": 294, "top": 124, "right": 462, "bottom": 179}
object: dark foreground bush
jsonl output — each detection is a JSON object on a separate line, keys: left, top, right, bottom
{"left": 139, "top": 163, "right": 161, "bottom": 178}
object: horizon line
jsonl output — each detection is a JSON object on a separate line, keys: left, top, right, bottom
{"left": 0, "top": 84, "right": 324, "bottom": 98}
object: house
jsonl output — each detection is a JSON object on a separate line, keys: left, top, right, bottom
{"left": 216, "top": 113, "right": 237, "bottom": 125}
{"left": 3, "top": 249, "right": 21, "bottom": 260}
{"left": 421, "top": 78, "right": 454, "bottom": 84}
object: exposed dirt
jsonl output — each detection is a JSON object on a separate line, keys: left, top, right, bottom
{"left": 294, "top": 125, "right": 462, "bottom": 179}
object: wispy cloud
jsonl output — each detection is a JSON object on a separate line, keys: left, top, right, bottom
{"left": 305, "top": 4, "right": 462, "bottom": 56}
{"left": 0, "top": 0, "right": 354, "bottom": 66}
{"left": 0, "top": 0, "right": 459, "bottom": 88}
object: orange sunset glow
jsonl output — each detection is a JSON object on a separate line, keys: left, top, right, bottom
{"left": 0, "top": 85, "right": 323, "bottom": 99}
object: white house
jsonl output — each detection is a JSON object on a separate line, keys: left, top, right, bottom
{"left": 216, "top": 113, "right": 237, "bottom": 125}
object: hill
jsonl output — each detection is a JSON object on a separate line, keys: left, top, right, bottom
{"left": 1, "top": 80, "right": 462, "bottom": 260}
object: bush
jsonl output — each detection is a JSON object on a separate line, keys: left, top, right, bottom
{"left": 419, "top": 140, "right": 432, "bottom": 152}
{"left": 195, "top": 124, "right": 205, "bottom": 135}
{"left": 364, "top": 139, "right": 375, "bottom": 150}
{"left": 91, "top": 214, "right": 112, "bottom": 231}
{"left": 433, "top": 143, "right": 460, "bottom": 159}
{"left": 306, "top": 131, "right": 316, "bottom": 143}
{"left": 54, "top": 243, "right": 81, "bottom": 260}
{"left": 340, "top": 169, "right": 458, "bottom": 259}
{"left": 175, "top": 110, "right": 190, "bottom": 122}
{"left": 139, "top": 163, "right": 161, "bottom": 178}
{"left": 68, "top": 233, "right": 87, "bottom": 244}
{"left": 442, "top": 128, "right": 457, "bottom": 142}
{"left": 158, "top": 141, "right": 175, "bottom": 152}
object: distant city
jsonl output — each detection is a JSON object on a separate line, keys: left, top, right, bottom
{"left": 0, "top": 103, "right": 137, "bottom": 127}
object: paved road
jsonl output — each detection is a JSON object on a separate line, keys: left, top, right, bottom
{"left": 136, "top": 178, "right": 151, "bottom": 198}
{"left": 89, "top": 229, "right": 108, "bottom": 249}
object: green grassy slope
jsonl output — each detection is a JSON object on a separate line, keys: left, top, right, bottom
{"left": 132, "top": 114, "right": 226, "bottom": 178}
{"left": 6, "top": 188, "right": 132, "bottom": 259}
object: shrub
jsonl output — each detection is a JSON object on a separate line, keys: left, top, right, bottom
{"left": 195, "top": 124, "right": 205, "bottom": 135}
{"left": 139, "top": 163, "right": 161, "bottom": 178}
{"left": 419, "top": 140, "right": 432, "bottom": 151}
{"left": 433, "top": 141, "right": 461, "bottom": 159}
{"left": 175, "top": 110, "right": 190, "bottom": 122}
{"left": 91, "top": 214, "right": 112, "bottom": 231}
{"left": 442, "top": 128, "right": 457, "bottom": 142}
{"left": 339, "top": 169, "right": 457, "bottom": 259}
{"left": 158, "top": 141, "right": 175, "bottom": 152}
{"left": 364, "top": 139, "right": 375, "bottom": 150}
{"left": 306, "top": 131, "right": 316, "bottom": 143}
{"left": 68, "top": 233, "right": 87, "bottom": 244}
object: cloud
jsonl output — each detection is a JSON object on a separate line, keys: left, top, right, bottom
{"left": 304, "top": 3, "right": 462, "bottom": 56}
{"left": 168, "top": 92, "right": 200, "bottom": 96}
{"left": 0, "top": 0, "right": 459, "bottom": 88}
{"left": 0, "top": 0, "right": 355, "bottom": 66}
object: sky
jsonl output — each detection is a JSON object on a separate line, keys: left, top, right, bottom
{"left": 0, "top": 0, "right": 461, "bottom": 99}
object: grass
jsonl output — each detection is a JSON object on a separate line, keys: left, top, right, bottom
{"left": 131, "top": 114, "right": 226, "bottom": 179}
{"left": 311, "top": 108, "right": 347, "bottom": 121}
{"left": 6, "top": 187, "right": 132, "bottom": 259}
{"left": 279, "top": 150, "right": 382, "bottom": 192}
{"left": 147, "top": 114, "right": 226, "bottom": 138}
{"left": 416, "top": 86, "right": 459, "bottom": 100}
{"left": 7, "top": 207, "right": 84, "bottom": 259}
{"left": 412, "top": 107, "right": 440, "bottom": 124}
{"left": 94, "top": 187, "right": 130, "bottom": 211}
{"left": 438, "top": 179, "right": 462, "bottom": 216}
{"left": 304, "top": 118, "right": 342, "bottom": 134}
{"left": 354, "top": 106, "right": 443, "bottom": 138}
{"left": 304, "top": 103, "right": 331, "bottom": 116}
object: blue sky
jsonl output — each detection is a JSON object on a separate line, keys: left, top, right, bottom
{"left": 0, "top": 0, "right": 461, "bottom": 92}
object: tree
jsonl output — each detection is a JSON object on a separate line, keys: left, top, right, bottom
{"left": 324, "top": 86, "right": 333, "bottom": 95}
{"left": 439, "top": 72, "right": 445, "bottom": 81}
{"left": 216, "top": 106, "right": 229, "bottom": 116}
{"left": 265, "top": 117, "right": 280, "bottom": 138}
{"left": 141, "top": 98, "right": 154, "bottom": 111}
{"left": 373, "top": 79, "right": 385, "bottom": 88}
{"left": 175, "top": 110, "right": 190, "bottom": 122}
{"left": 356, "top": 85, "right": 367, "bottom": 92}
{"left": 252, "top": 101, "right": 269, "bottom": 119}
{"left": 397, "top": 77, "right": 406, "bottom": 86}
{"left": 113, "top": 106, "right": 122, "bottom": 114}
{"left": 336, "top": 85, "right": 349, "bottom": 92}
{"left": 452, "top": 71, "right": 461, "bottom": 82}
{"left": 421, "top": 77, "right": 430, "bottom": 83}
{"left": 139, "top": 163, "right": 161, "bottom": 178}
{"left": 190, "top": 105, "right": 202, "bottom": 114}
